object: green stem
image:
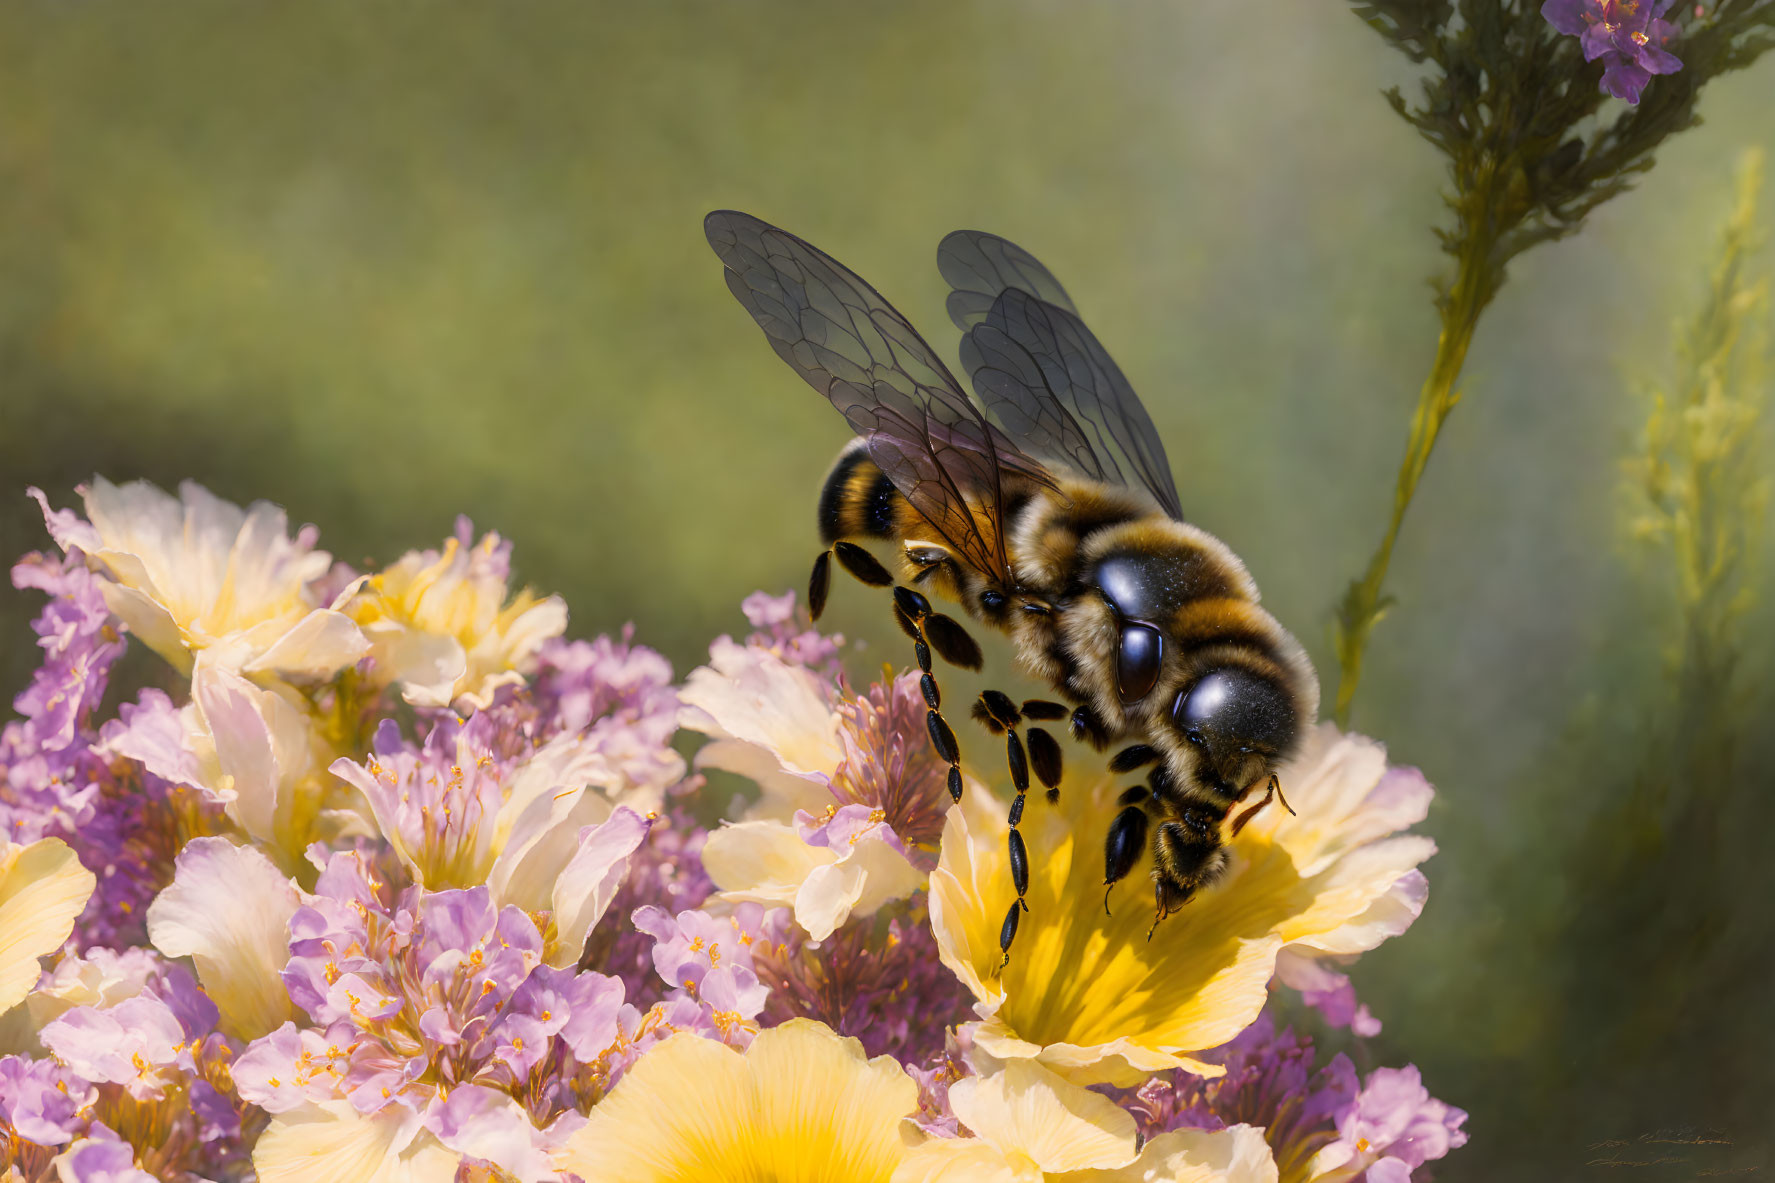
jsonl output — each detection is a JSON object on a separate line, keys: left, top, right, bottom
{"left": 1332, "top": 226, "right": 1496, "bottom": 727}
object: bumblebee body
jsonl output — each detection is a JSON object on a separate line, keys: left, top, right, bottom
{"left": 708, "top": 210, "right": 1317, "bottom": 955}
{"left": 818, "top": 439, "right": 1316, "bottom": 913}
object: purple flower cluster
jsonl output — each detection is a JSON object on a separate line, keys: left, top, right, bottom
{"left": 1126, "top": 1010, "right": 1468, "bottom": 1181}
{"left": 1542, "top": 0, "right": 1684, "bottom": 102}
{"left": 753, "top": 899, "right": 972, "bottom": 1061}
{"left": 585, "top": 805, "right": 715, "bottom": 1004}
{"left": 0, "top": 554, "right": 206, "bottom": 947}
{"left": 234, "top": 852, "right": 621, "bottom": 1173}
{"left": 738, "top": 589, "right": 845, "bottom": 676}
{"left": 826, "top": 670, "right": 951, "bottom": 859}
{"left": 1, "top": 949, "right": 247, "bottom": 1182}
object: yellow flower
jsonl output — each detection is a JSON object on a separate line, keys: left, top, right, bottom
{"left": 31, "top": 478, "right": 367, "bottom": 679}
{"left": 0, "top": 839, "right": 95, "bottom": 1013}
{"left": 350, "top": 523, "right": 566, "bottom": 710}
{"left": 557, "top": 1019, "right": 918, "bottom": 1182}
{"left": 929, "top": 725, "right": 1434, "bottom": 1087}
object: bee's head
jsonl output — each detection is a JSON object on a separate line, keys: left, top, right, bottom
{"left": 1163, "top": 667, "right": 1298, "bottom": 800}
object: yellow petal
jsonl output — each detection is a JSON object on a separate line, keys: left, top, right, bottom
{"left": 559, "top": 1030, "right": 753, "bottom": 1180}
{"left": 146, "top": 837, "right": 298, "bottom": 1040}
{"left": 948, "top": 1060, "right": 1138, "bottom": 1173}
{"left": 745, "top": 1019, "right": 921, "bottom": 1181}
{"left": 894, "top": 1139, "right": 1029, "bottom": 1183}
{"left": 558, "top": 1019, "right": 917, "bottom": 1183}
{"left": 0, "top": 840, "right": 95, "bottom": 1013}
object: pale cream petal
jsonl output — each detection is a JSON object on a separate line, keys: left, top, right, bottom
{"left": 844, "top": 831, "right": 929, "bottom": 916}
{"left": 692, "top": 738, "right": 834, "bottom": 820}
{"left": 558, "top": 1032, "right": 756, "bottom": 1180}
{"left": 486, "top": 784, "right": 611, "bottom": 917}
{"left": 927, "top": 794, "right": 1006, "bottom": 1012}
{"left": 486, "top": 596, "right": 567, "bottom": 672}
{"left": 374, "top": 629, "right": 468, "bottom": 709}
{"left": 702, "top": 821, "right": 835, "bottom": 905}
{"left": 678, "top": 639, "right": 844, "bottom": 814}
{"left": 744, "top": 1019, "right": 920, "bottom": 1183}
{"left": 1292, "top": 867, "right": 1429, "bottom": 958}
{"left": 948, "top": 1060, "right": 1138, "bottom": 1173}
{"left": 0, "top": 840, "right": 96, "bottom": 1013}
{"left": 492, "top": 733, "right": 623, "bottom": 855}
{"left": 1274, "top": 836, "right": 1438, "bottom": 948}
{"left": 191, "top": 664, "right": 316, "bottom": 845}
{"left": 1060, "top": 1124, "right": 1278, "bottom": 1183}
{"left": 893, "top": 1139, "right": 1027, "bottom": 1183}
{"left": 146, "top": 837, "right": 298, "bottom": 1040}
{"left": 255, "top": 1102, "right": 458, "bottom": 1183}
{"left": 246, "top": 608, "right": 370, "bottom": 679}
{"left": 547, "top": 809, "right": 650, "bottom": 968}
{"left": 95, "top": 582, "right": 188, "bottom": 670}
{"left": 794, "top": 862, "right": 867, "bottom": 943}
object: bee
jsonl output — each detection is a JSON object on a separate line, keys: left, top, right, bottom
{"left": 705, "top": 211, "right": 1317, "bottom": 962}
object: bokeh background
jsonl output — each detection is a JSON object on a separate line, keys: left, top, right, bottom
{"left": 3, "top": 3, "right": 1772, "bottom": 1177}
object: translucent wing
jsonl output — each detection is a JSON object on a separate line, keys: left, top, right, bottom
{"left": 938, "top": 229, "right": 1077, "bottom": 330}
{"left": 938, "top": 230, "right": 1185, "bottom": 520}
{"left": 707, "top": 211, "right": 1048, "bottom": 584}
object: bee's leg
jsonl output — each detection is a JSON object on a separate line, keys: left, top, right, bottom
{"left": 891, "top": 586, "right": 966, "bottom": 802}
{"left": 1021, "top": 699, "right": 1069, "bottom": 721}
{"left": 1069, "top": 703, "right": 1111, "bottom": 751}
{"left": 832, "top": 541, "right": 894, "bottom": 589}
{"left": 998, "top": 898, "right": 1021, "bottom": 970}
{"left": 1027, "top": 727, "right": 1062, "bottom": 802}
{"left": 965, "top": 687, "right": 1037, "bottom": 959}
{"left": 808, "top": 551, "right": 833, "bottom": 620}
{"left": 1108, "top": 744, "right": 1159, "bottom": 774}
{"left": 1228, "top": 773, "right": 1294, "bottom": 838}
{"left": 1102, "top": 787, "right": 1151, "bottom": 916}
{"left": 1000, "top": 776, "right": 1032, "bottom": 968}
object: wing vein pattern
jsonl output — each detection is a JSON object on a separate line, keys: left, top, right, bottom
{"left": 939, "top": 229, "right": 1184, "bottom": 520}
{"left": 708, "top": 210, "right": 1052, "bottom": 584}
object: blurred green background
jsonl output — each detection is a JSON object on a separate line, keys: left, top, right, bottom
{"left": 3, "top": 2, "right": 1772, "bottom": 1177}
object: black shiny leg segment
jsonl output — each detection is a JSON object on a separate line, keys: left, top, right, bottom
{"left": 1103, "top": 803, "right": 1150, "bottom": 915}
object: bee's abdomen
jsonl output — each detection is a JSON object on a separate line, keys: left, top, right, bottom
{"left": 818, "top": 439, "right": 902, "bottom": 544}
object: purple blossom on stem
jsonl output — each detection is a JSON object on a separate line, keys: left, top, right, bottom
{"left": 1123, "top": 1009, "right": 1468, "bottom": 1182}
{"left": 583, "top": 804, "right": 715, "bottom": 1004}
{"left": 238, "top": 852, "right": 628, "bottom": 1166}
{"left": 1123, "top": 1011, "right": 1356, "bottom": 1178}
{"left": 6, "top": 950, "right": 250, "bottom": 1182}
{"left": 1318, "top": 1065, "right": 1471, "bottom": 1183}
{"left": 1542, "top": 0, "right": 1684, "bottom": 102}
{"left": 826, "top": 672, "right": 950, "bottom": 859}
{"left": 753, "top": 898, "right": 972, "bottom": 1061}
{"left": 739, "top": 589, "right": 845, "bottom": 675}
{"left": 1, "top": 553, "right": 211, "bottom": 947}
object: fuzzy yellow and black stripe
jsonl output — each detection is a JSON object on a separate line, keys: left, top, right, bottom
{"left": 817, "top": 440, "right": 902, "bottom": 544}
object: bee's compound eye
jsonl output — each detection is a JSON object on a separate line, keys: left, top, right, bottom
{"left": 1116, "top": 624, "right": 1163, "bottom": 702}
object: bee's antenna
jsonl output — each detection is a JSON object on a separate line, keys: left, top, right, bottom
{"left": 1271, "top": 772, "right": 1295, "bottom": 817}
